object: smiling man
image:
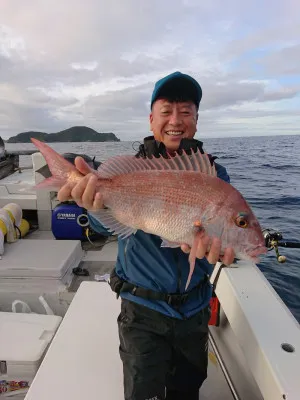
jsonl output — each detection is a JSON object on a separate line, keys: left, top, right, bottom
{"left": 57, "top": 71, "right": 235, "bottom": 400}
{"left": 149, "top": 72, "right": 202, "bottom": 152}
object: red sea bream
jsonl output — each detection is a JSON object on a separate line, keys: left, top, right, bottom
{"left": 31, "top": 138, "right": 267, "bottom": 289}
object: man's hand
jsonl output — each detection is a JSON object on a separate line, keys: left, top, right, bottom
{"left": 181, "top": 234, "right": 235, "bottom": 266}
{"left": 57, "top": 156, "right": 104, "bottom": 211}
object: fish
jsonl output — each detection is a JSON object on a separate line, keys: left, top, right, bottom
{"left": 31, "top": 138, "right": 267, "bottom": 290}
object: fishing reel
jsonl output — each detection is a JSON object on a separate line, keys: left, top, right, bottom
{"left": 262, "top": 228, "right": 300, "bottom": 263}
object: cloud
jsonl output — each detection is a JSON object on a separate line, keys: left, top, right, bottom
{"left": 257, "top": 88, "right": 299, "bottom": 102}
{"left": 71, "top": 62, "right": 99, "bottom": 71}
{"left": 257, "top": 44, "right": 300, "bottom": 76}
{"left": 0, "top": 0, "right": 299, "bottom": 139}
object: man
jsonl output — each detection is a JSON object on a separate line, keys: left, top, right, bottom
{"left": 58, "top": 71, "right": 235, "bottom": 400}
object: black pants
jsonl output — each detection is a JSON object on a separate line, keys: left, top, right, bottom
{"left": 117, "top": 299, "right": 210, "bottom": 400}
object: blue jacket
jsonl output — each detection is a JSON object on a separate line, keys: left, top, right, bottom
{"left": 88, "top": 160, "right": 230, "bottom": 320}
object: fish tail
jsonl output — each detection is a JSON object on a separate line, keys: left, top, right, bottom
{"left": 31, "top": 138, "right": 83, "bottom": 190}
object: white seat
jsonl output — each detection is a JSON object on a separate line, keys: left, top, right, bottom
{"left": 25, "top": 282, "right": 124, "bottom": 400}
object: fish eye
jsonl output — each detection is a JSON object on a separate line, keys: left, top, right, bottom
{"left": 235, "top": 213, "right": 249, "bottom": 229}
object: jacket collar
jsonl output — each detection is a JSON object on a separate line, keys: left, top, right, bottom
{"left": 137, "top": 135, "right": 206, "bottom": 158}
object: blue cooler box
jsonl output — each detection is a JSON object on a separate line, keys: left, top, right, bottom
{"left": 52, "top": 203, "right": 92, "bottom": 240}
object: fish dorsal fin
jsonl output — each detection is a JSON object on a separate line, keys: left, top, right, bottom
{"left": 97, "top": 149, "right": 217, "bottom": 179}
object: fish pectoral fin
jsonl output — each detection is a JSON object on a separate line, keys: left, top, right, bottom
{"left": 89, "top": 209, "right": 136, "bottom": 239}
{"left": 160, "top": 238, "right": 180, "bottom": 248}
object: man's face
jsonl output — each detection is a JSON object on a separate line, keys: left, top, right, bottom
{"left": 149, "top": 99, "right": 198, "bottom": 151}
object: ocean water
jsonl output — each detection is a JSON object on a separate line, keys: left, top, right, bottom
{"left": 5, "top": 134, "right": 300, "bottom": 323}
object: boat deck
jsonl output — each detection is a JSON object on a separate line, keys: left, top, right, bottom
{"left": 23, "top": 281, "right": 235, "bottom": 400}
{"left": 20, "top": 230, "right": 235, "bottom": 399}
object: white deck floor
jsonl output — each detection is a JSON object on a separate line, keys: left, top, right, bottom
{"left": 23, "top": 282, "right": 234, "bottom": 400}
{"left": 21, "top": 231, "right": 235, "bottom": 399}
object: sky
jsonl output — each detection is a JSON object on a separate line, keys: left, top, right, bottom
{"left": 0, "top": 0, "right": 299, "bottom": 141}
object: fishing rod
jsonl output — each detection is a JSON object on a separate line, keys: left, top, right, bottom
{"left": 262, "top": 228, "right": 300, "bottom": 263}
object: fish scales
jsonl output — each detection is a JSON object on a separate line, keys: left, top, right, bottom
{"left": 97, "top": 170, "right": 229, "bottom": 245}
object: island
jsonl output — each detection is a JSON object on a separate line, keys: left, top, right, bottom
{"left": 6, "top": 126, "right": 120, "bottom": 143}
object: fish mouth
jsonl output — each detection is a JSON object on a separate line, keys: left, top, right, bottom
{"left": 236, "top": 245, "right": 267, "bottom": 264}
{"left": 248, "top": 244, "right": 268, "bottom": 258}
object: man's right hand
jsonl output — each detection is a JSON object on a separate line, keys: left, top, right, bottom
{"left": 57, "top": 156, "right": 104, "bottom": 211}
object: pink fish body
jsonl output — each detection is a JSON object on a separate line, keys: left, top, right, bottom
{"left": 31, "top": 138, "right": 267, "bottom": 289}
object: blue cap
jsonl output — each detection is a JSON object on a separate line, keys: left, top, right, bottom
{"left": 150, "top": 71, "right": 202, "bottom": 109}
